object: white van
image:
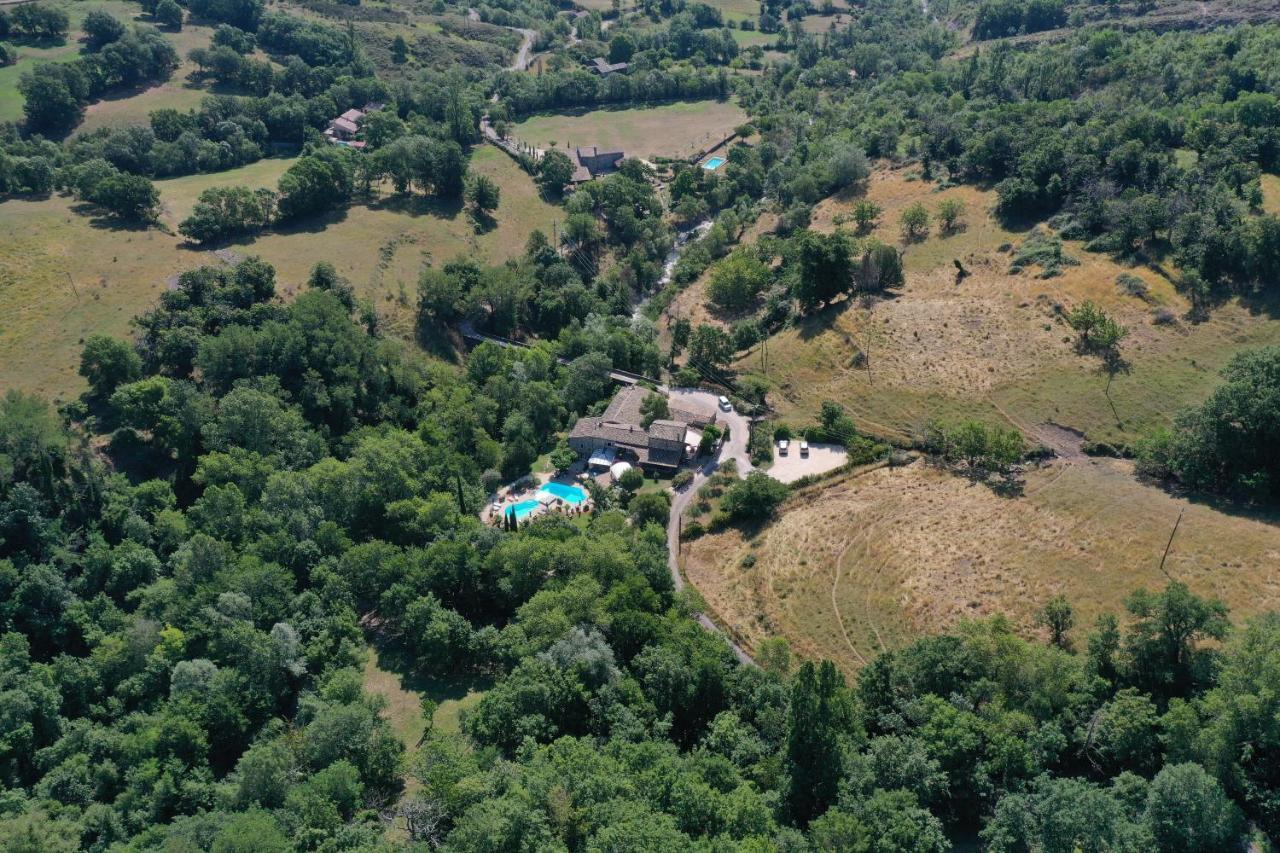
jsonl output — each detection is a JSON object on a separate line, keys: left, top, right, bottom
{"left": 800, "top": 440, "right": 809, "bottom": 457}
{"left": 777, "top": 439, "right": 789, "bottom": 456}
{"left": 718, "top": 395, "right": 732, "bottom": 412}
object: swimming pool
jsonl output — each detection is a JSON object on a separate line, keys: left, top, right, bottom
{"left": 505, "top": 500, "right": 541, "bottom": 521}
{"left": 702, "top": 156, "right": 725, "bottom": 171}
{"left": 537, "top": 482, "right": 588, "bottom": 505}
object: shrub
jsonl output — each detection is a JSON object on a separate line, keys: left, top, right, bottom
{"left": 721, "top": 471, "right": 789, "bottom": 520}
{"left": 672, "top": 470, "right": 694, "bottom": 489}
{"left": 1116, "top": 273, "right": 1149, "bottom": 300}
{"left": 1010, "top": 230, "right": 1079, "bottom": 278}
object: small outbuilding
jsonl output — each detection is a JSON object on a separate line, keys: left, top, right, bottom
{"left": 609, "top": 461, "right": 634, "bottom": 482}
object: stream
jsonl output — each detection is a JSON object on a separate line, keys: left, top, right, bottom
{"left": 632, "top": 219, "right": 714, "bottom": 322}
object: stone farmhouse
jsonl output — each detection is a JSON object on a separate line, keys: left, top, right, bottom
{"left": 324, "top": 102, "right": 384, "bottom": 149}
{"left": 570, "top": 146, "right": 625, "bottom": 184}
{"left": 569, "top": 386, "right": 716, "bottom": 472}
{"left": 588, "top": 56, "right": 629, "bottom": 76}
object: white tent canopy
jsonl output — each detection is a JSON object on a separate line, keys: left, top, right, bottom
{"left": 610, "top": 461, "right": 634, "bottom": 481}
{"left": 588, "top": 447, "right": 617, "bottom": 470}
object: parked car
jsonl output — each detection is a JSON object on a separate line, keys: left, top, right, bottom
{"left": 718, "top": 395, "right": 732, "bottom": 412}
{"left": 800, "top": 440, "right": 809, "bottom": 457}
{"left": 778, "top": 439, "right": 789, "bottom": 456}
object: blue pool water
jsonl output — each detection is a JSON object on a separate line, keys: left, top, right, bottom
{"left": 702, "top": 156, "right": 726, "bottom": 170}
{"left": 537, "top": 482, "right": 588, "bottom": 505}
{"left": 506, "top": 500, "right": 541, "bottom": 521}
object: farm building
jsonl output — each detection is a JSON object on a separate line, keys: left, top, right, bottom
{"left": 570, "top": 146, "right": 625, "bottom": 184}
{"left": 324, "top": 102, "right": 385, "bottom": 148}
{"left": 569, "top": 386, "right": 715, "bottom": 472}
{"left": 588, "top": 57, "right": 629, "bottom": 76}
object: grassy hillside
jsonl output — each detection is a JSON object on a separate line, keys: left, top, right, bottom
{"left": 735, "top": 168, "right": 1280, "bottom": 448}
{"left": 0, "top": 145, "right": 559, "bottom": 401}
{"left": 685, "top": 458, "right": 1280, "bottom": 675}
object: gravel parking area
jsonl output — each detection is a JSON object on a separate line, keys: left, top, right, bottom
{"left": 768, "top": 443, "right": 849, "bottom": 483}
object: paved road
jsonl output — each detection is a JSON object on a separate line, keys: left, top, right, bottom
{"left": 508, "top": 27, "right": 538, "bottom": 70}
{"left": 665, "top": 390, "right": 756, "bottom": 666}
{"left": 468, "top": 8, "right": 537, "bottom": 71}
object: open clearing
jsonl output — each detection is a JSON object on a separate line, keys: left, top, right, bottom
{"left": 1, "top": 0, "right": 217, "bottom": 126}
{"left": 684, "top": 459, "right": 1280, "bottom": 675}
{"left": 0, "top": 146, "right": 557, "bottom": 401}
{"left": 735, "top": 167, "right": 1280, "bottom": 447}
{"left": 511, "top": 100, "right": 746, "bottom": 161}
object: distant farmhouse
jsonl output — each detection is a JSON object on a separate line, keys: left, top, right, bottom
{"left": 324, "top": 102, "right": 384, "bottom": 149}
{"left": 569, "top": 386, "right": 716, "bottom": 472}
{"left": 570, "top": 145, "right": 625, "bottom": 184}
{"left": 588, "top": 56, "right": 629, "bottom": 76}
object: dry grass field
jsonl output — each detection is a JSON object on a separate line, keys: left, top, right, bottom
{"left": 511, "top": 100, "right": 747, "bottom": 161}
{"left": 0, "top": 146, "right": 558, "bottom": 401}
{"left": 1263, "top": 173, "right": 1280, "bottom": 214}
{"left": 684, "top": 458, "right": 1280, "bottom": 675}
{"left": 735, "top": 167, "right": 1280, "bottom": 447}
{"left": 674, "top": 165, "right": 1280, "bottom": 674}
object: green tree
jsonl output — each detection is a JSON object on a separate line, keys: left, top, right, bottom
{"left": 937, "top": 197, "right": 966, "bottom": 232}
{"left": 787, "top": 660, "right": 853, "bottom": 823}
{"left": 1123, "top": 581, "right": 1228, "bottom": 699}
{"left": 1034, "top": 594, "right": 1075, "bottom": 649}
{"left": 79, "top": 335, "right": 141, "bottom": 398}
{"left": 155, "top": 0, "right": 184, "bottom": 29}
{"left": 688, "top": 324, "right": 734, "bottom": 372}
{"left": 707, "top": 251, "right": 771, "bottom": 311}
{"left": 1065, "top": 300, "right": 1105, "bottom": 345}
{"left": 537, "top": 150, "right": 575, "bottom": 193}
{"left": 852, "top": 200, "right": 881, "bottom": 232}
{"left": 1144, "top": 763, "right": 1243, "bottom": 853}
{"left": 608, "top": 32, "right": 635, "bottom": 63}
{"left": 85, "top": 170, "right": 160, "bottom": 221}
{"left": 1137, "top": 347, "right": 1280, "bottom": 500}
{"left": 277, "top": 148, "right": 355, "bottom": 221}
{"left": 466, "top": 173, "right": 501, "bottom": 218}
{"left": 639, "top": 392, "right": 670, "bottom": 428}
{"left": 721, "top": 471, "right": 789, "bottom": 520}
{"left": 900, "top": 202, "right": 930, "bottom": 240}
{"left": 629, "top": 491, "right": 669, "bottom": 527}
{"left": 391, "top": 33, "right": 407, "bottom": 63}
{"left": 179, "top": 186, "right": 273, "bottom": 244}
{"left": 18, "top": 68, "right": 83, "bottom": 136}
{"left": 82, "top": 11, "right": 125, "bottom": 50}
{"left": 790, "top": 229, "right": 854, "bottom": 311}
{"left": 856, "top": 241, "right": 904, "bottom": 292}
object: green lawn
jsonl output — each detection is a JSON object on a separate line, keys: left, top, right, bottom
{"left": 0, "top": 41, "right": 79, "bottom": 123}
{"left": 730, "top": 29, "right": 773, "bottom": 48}
{"left": 156, "top": 156, "right": 299, "bottom": 227}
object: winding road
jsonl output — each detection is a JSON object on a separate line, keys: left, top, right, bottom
{"left": 468, "top": 7, "right": 538, "bottom": 71}
{"left": 664, "top": 390, "right": 757, "bottom": 666}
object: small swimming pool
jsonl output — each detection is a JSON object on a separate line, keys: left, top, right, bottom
{"left": 702, "top": 156, "right": 726, "bottom": 171}
{"left": 505, "top": 500, "right": 541, "bottom": 521}
{"left": 537, "top": 482, "right": 588, "bottom": 505}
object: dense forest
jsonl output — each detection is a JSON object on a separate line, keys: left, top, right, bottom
{"left": 0, "top": 255, "right": 1278, "bottom": 850}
